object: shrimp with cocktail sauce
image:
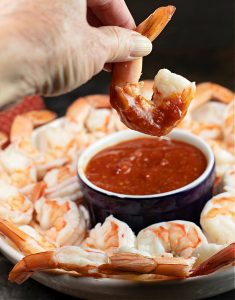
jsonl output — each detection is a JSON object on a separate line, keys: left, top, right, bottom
{"left": 110, "top": 6, "right": 196, "bottom": 136}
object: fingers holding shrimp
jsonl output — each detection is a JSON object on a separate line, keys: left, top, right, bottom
{"left": 110, "top": 7, "right": 197, "bottom": 136}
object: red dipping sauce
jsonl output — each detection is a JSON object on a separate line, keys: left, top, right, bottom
{"left": 85, "top": 138, "right": 207, "bottom": 195}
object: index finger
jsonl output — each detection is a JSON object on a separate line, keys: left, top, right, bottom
{"left": 87, "top": 0, "right": 136, "bottom": 29}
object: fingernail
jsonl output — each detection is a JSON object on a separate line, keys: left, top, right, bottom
{"left": 130, "top": 34, "right": 152, "bottom": 58}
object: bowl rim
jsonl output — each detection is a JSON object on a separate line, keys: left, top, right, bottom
{"left": 77, "top": 129, "right": 215, "bottom": 199}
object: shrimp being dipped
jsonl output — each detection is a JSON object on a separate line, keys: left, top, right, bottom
{"left": 0, "top": 181, "right": 33, "bottom": 225}
{"left": 9, "top": 246, "right": 108, "bottom": 284}
{"left": 110, "top": 6, "right": 196, "bottom": 136}
{"left": 137, "top": 220, "right": 207, "bottom": 259}
{"left": 0, "top": 218, "right": 56, "bottom": 255}
{"left": 82, "top": 215, "right": 136, "bottom": 254}
{"left": 200, "top": 192, "right": 235, "bottom": 245}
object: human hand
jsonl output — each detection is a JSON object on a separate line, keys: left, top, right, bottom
{"left": 0, "top": 0, "right": 152, "bottom": 106}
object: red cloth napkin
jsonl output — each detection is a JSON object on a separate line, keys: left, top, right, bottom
{"left": 0, "top": 95, "right": 45, "bottom": 136}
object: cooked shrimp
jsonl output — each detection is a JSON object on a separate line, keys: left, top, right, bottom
{"left": 9, "top": 246, "right": 108, "bottom": 284}
{"left": 33, "top": 196, "right": 88, "bottom": 246}
{"left": 0, "top": 218, "right": 56, "bottom": 255}
{"left": 193, "top": 243, "right": 227, "bottom": 266}
{"left": 189, "top": 101, "right": 226, "bottom": 141}
{"left": 82, "top": 215, "right": 136, "bottom": 254}
{"left": 0, "top": 145, "right": 37, "bottom": 192}
{"left": 43, "top": 164, "right": 82, "bottom": 201}
{"left": 10, "top": 117, "right": 68, "bottom": 179}
{"left": 100, "top": 252, "right": 195, "bottom": 278}
{"left": 200, "top": 192, "right": 235, "bottom": 244}
{"left": 137, "top": 220, "right": 208, "bottom": 258}
{"left": 66, "top": 95, "right": 126, "bottom": 141}
{"left": 66, "top": 95, "right": 110, "bottom": 125}
{"left": 191, "top": 123, "right": 223, "bottom": 142}
{"left": 10, "top": 111, "right": 56, "bottom": 141}
{"left": 0, "top": 181, "right": 33, "bottom": 225}
{"left": 0, "top": 131, "right": 8, "bottom": 148}
{"left": 23, "top": 110, "right": 57, "bottom": 127}
{"left": 208, "top": 140, "right": 235, "bottom": 178}
{"left": 110, "top": 6, "right": 196, "bottom": 136}
{"left": 8, "top": 242, "right": 235, "bottom": 284}
{"left": 35, "top": 125, "right": 78, "bottom": 164}
{"left": 191, "top": 243, "right": 235, "bottom": 277}
{"left": 10, "top": 115, "right": 34, "bottom": 143}
{"left": 222, "top": 167, "right": 235, "bottom": 193}
{"left": 191, "top": 82, "right": 234, "bottom": 111}
{"left": 223, "top": 99, "right": 235, "bottom": 150}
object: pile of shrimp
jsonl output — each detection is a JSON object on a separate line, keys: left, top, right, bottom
{"left": 0, "top": 88, "right": 234, "bottom": 283}
{"left": 0, "top": 5, "right": 234, "bottom": 285}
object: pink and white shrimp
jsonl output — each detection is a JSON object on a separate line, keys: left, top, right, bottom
{"left": 137, "top": 220, "right": 208, "bottom": 259}
{"left": 65, "top": 95, "right": 126, "bottom": 148}
{"left": 190, "top": 82, "right": 234, "bottom": 111}
{"left": 0, "top": 181, "right": 33, "bottom": 225}
{"left": 200, "top": 192, "right": 235, "bottom": 244}
{"left": 82, "top": 215, "right": 136, "bottom": 254}
{"left": 223, "top": 99, "right": 235, "bottom": 150}
{"left": 0, "top": 218, "right": 56, "bottom": 255}
{"left": 34, "top": 196, "right": 89, "bottom": 246}
{"left": 34, "top": 125, "right": 78, "bottom": 164}
{"left": 110, "top": 6, "right": 196, "bottom": 136}
{"left": 10, "top": 115, "right": 68, "bottom": 179}
{"left": 208, "top": 140, "right": 235, "bottom": 179}
{"left": 0, "top": 145, "right": 37, "bottom": 193}
{"left": 8, "top": 242, "right": 235, "bottom": 284}
{"left": 222, "top": 167, "right": 235, "bottom": 193}
{"left": 43, "top": 164, "right": 82, "bottom": 201}
{"left": 9, "top": 246, "right": 108, "bottom": 284}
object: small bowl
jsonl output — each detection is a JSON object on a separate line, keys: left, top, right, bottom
{"left": 78, "top": 130, "right": 215, "bottom": 233}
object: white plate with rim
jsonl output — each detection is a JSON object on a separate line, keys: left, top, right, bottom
{"left": 1, "top": 119, "right": 234, "bottom": 299}
{"left": 0, "top": 236, "right": 234, "bottom": 300}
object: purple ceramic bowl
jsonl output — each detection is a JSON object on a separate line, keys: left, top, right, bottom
{"left": 78, "top": 130, "right": 215, "bottom": 233}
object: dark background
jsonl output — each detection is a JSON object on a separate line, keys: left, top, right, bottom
{"left": 45, "top": 0, "right": 234, "bottom": 116}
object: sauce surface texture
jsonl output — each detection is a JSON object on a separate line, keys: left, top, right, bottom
{"left": 85, "top": 138, "right": 207, "bottom": 195}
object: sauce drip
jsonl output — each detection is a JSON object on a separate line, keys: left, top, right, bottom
{"left": 85, "top": 138, "right": 207, "bottom": 195}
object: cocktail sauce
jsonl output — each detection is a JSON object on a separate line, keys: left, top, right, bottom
{"left": 85, "top": 138, "right": 207, "bottom": 195}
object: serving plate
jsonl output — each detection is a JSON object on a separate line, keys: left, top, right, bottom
{"left": 1, "top": 114, "right": 234, "bottom": 299}
{"left": 0, "top": 236, "right": 234, "bottom": 300}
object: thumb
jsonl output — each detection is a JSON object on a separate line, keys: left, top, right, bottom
{"left": 97, "top": 26, "right": 152, "bottom": 63}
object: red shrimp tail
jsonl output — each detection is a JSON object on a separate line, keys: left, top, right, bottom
{"left": 191, "top": 243, "right": 235, "bottom": 277}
